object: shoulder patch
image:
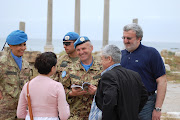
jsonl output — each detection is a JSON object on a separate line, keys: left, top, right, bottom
{"left": 62, "top": 71, "right": 66, "bottom": 78}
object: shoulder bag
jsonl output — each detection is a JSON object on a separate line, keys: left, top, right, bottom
{"left": 27, "top": 81, "right": 34, "bottom": 120}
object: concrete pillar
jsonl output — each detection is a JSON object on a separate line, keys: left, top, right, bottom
{"left": 19, "top": 22, "right": 25, "bottom": 32}
{"left": 102, "top": 0, "right": 110, "bottom": 47}
{"left": 133, "top": 18, "right": 138, "bottom": 24}
{"left": 74, "top": 0, "right": 80, "bottom": 35}
{"left": 44, "top": 0, "right": 54, "bottom": 52}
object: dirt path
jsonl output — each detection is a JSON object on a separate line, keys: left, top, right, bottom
{"left": 161, "top": 81, "right": 180, "bottom": 119}
{"left": 162, "top": 81, "right": 180, "bottom": 112}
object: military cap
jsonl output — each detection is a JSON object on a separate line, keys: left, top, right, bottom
{"left": 63, "top": 32, "right": 79, "bottom": 41}
{"left": 74, "top": 36, "right": 90, "bottom": 48}
{"left": 6, "top": 30, "right": 28, "bottom": 45}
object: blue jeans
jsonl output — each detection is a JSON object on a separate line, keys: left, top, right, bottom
{"left": 139, "top": 93, "right": 156, "bottom": 120}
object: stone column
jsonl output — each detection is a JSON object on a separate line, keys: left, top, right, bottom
{"left": 19, "top": 22, "right": 25, "bottom": 32}
{"left": 102, "top": 0, "right": 110, "bottom": 47}
{"left": 44, "top": 0, "right": 54, "bottom": 52}
{"left": 74, "top": 0, "right": 80, "bottom": 35}
{"left": 133, "top": 18, "right": 138, "bottom": 24}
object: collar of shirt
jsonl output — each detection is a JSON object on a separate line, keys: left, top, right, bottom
{"left": 81, "top": 60, "right": 93, "bottom": 71}
{"left": 11, "top": 51, "right": 22, "bottom": 70}
{"left": 101, "top": 63, "right": 120, "bottom": 76}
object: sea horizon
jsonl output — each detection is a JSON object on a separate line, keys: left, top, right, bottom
{"left": 1, "top": 38, "right": 180, "bottom": 54}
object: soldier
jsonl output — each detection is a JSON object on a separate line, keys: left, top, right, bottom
{"left": 0, "top": 30, "right": 32, "bottom": 120}
{"left": 62, "top": 36, "right": 102, "bottom": 120}
{"left": 54, "top": 32, "right": 79, "bottom": 81}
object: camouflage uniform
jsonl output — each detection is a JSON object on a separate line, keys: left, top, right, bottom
{"left": 0, "top": 50, "right": 32, "bottom": 120}
{"left": 53, "top": 54, "right": 78, "bottom": 82}
{"left": 62, "top": 58, "right": 102, "bottom": 120}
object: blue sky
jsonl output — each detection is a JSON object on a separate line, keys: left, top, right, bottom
{"left": 0, "top": 0, "right": 180, "bottom": 43}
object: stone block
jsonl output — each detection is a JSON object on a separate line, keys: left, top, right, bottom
{"left": 162, "top": 57, "right": 165, "bottom": 64}
{"left": 24, "top": 51, "right": 41, "bottom": 64}
{"left": 165, "top": 64, "right": 171, "bottom": 71}
{"left": 175, "top": 52, "right": 180, "bottom": 57}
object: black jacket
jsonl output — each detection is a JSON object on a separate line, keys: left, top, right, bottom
{"left": 95, "top": 66, "right": 148, "bottom": 120}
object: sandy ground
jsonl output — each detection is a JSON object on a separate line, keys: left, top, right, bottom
{"left": 161, "top": 81, "right": 180, "bottom": 119}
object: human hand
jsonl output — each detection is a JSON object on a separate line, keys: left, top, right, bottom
{"left": 69, "top": 87, "right": 87, "bottom": 97}
{"left": 88, "top": 85, "right": 97, "bottom": 95}
{"left": 152, "top": 109, "right": 161, "bottom": 120}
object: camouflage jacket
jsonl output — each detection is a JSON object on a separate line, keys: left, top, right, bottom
{"left": 62, "top": 58, "right": 102, "bottom": 120}
{"left": 0, "top": 50, "right": 32, "bottom": 120}
{"left": 53, "top": 54, "right": 79, "bottom": 82}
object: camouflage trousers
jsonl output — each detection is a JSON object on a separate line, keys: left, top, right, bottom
{"left": 0, "top": 110, "right": 21, "bottom": 120}
{"left": 0, "top": 99, "right": 21, "bottom": 120}
{"left": 68, "top": 107, "right": 90, "bottom": 120}
{"left": 68, "top": 115, "right": 88, "bottom": 120}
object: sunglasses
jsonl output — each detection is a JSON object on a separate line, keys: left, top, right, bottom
{"left": 63, "top": 42, "right": 74, "bottom": 46}
{"left": 121, "top": 36, "right": 132, "bottom": 40}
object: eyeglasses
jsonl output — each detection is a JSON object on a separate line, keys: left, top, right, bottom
{"left": 121, "top": 36, "right": 132, "bottom": 40}
{"left": 63, "top": 42, "right": 74, "bottom": 46}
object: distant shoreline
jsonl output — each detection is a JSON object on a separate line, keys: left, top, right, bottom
{"left": 0, "top": 38, "right": 180, "bottom": 54}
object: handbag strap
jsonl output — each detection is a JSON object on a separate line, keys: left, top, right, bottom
{"left": 27, "top": 81, "right": 34, "bottom": 120}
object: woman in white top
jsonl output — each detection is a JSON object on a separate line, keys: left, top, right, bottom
{"left": 17, "top": 52, "right": 70, "bottom": 120}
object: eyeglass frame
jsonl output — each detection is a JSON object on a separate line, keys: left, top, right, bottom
{"left": 63, "top": 41, "right": 74, "bottom": 46}
{"left": 122, "top": 36, "right": 141, "bottom": 41}
{"left": 121, "top": 36, "right": 133, "bottom": 40}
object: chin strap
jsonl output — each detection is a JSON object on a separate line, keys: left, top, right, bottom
{"left": 1, "top": 42, "right": 6, "bottom": 51}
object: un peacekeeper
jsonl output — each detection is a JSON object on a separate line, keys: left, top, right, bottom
{"left": 0, "top": 30, "right": 32, "bottom": 120}
{"left": 53, "top": 32, "right": 79, "bottom": 82}
{"left": 61, "top": 36, "right": 102, "bottom": 120}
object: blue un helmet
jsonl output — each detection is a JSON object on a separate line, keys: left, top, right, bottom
{"left": 74, "top": 36, "right": 90, "bottom": 48}
{"left": 63, "top": 32, "right": 79, "bottom": 41}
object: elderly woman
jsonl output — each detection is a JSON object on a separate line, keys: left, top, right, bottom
{"left": 17, "top": 52, "right": 70, "bottom": 120}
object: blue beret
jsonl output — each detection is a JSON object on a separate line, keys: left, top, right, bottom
{"left": 74, "top": 36, "right": 90, "bottom": 48}
{"left": 6, "top": 30, "right": 28, "bottom": 45}
{"left": 63, "top": 32, "right": 79, "bottom": 41}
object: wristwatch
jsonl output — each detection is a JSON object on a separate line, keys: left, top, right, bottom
{"left": 154, "top": 107, "right": 161, "bottom": 112}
